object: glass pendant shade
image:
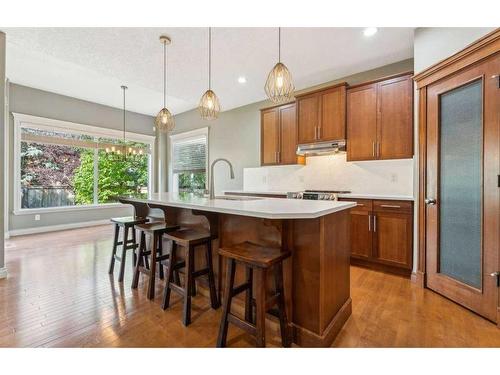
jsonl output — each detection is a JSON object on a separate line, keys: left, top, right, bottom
{"left": 265, "top": 62, "right": 294, "bottom": 103}
{"left": 155, "top": 107, "right": 175, "bottom": 132}
{"left": 198, "top": 89, "right": 221, "bottom": 120}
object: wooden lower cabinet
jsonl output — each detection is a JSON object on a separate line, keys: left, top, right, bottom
{"left": 340, "top": 198, "right": 413, "bottom": 276}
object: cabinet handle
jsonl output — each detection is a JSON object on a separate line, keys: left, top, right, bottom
{"left": 315, "top": 126, "right": 318, "bottom": 140}
{"left": 357, "top": 203, "right": 364, "bottom": 206}
{"left": 275, "top": 151, "right": 278, "bottom": 163}
{"left": 277, "top": 151, "right": 281, "bottom": 163}
{"left": 380, "top": 204, "right": 401, "bottom": 208}
{"left": 368, "top": 214, "right": 371, "bottom": 232}
{"left": 372, "top": 141, "right": 375, "bottom": 157}
{"left": 377, "top": 142, "right": 380, "bottom": 158}
{"left": 373, "top": 215, "right": 377, "bottom": 232}
{"left": 318, "top": 126, "right": 321, "bottom": 139}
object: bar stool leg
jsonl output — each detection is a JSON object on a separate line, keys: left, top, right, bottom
{"left": 254, "top": 267, "right": 267, "bottom": 348}
{"left": 216, "top": 258, "right": 236, "bottom": 348}
{"left": 190, "top": 245, "right": 197, "bottom": 297}
{"left": 108, "top": 224, "right": 120, "bottom": 274}
{"left": 274, "top": 263, "right": 290, "bottom": 347}
{"left": 118, "top": 225, "right": 129, "bottom": 283}
{"left": 158, "top": 238, "right": 164, "bottom": 280}
{"left": 131, "top": 226, "right": 137, "bottom": 269}
{"left": 244, "top": 267, "right": 254, "bottom": 323}
{"left": 147, "top": 232, "right": 158, "bottom": 300}
{"left": 182, "top": 245, "right": 195, "bottom": 326}
{"left": 132, "top": 231, "right": 146, "bottom": 289}
{"left": 205, "top": 239, "right": 220, "bottom": 309}
{"left": 162, "top": 242, "right": 177, "bottom": 310}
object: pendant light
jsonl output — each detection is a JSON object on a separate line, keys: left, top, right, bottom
{"left": 198, "top": 27, "right": 221, "bottom": 120}
{"left": 264, "top": 27, "right": 295, "bottom": 103}
{"left": 155, "top": 35, "right": 175, "bottom": 132}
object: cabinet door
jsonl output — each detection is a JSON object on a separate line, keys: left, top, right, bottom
{"left": 261, "top": 108, "right": 279, "bottom": 165}
{"left": 279, "top": 103, "right": 298, "bottom": 165}
{"left": 377, "top": 75, "right": 413, "bottom": 159}
{"left": 320, "top": 85, "right": 346, "bottom": 141}
{"left": 350, "top": 211, "right": 373, "bottom": 258}
{"left": 373, "top": 211, "right": 413, "bottom": 269}
{"left": 347, "top": 84, "right": 377, "bottom": 161}
{"left": 297, "top": 93, "right": 319, "bottom": 144}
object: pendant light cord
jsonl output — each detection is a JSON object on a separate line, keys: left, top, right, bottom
{"left": 163, "top": 40, "right": 167, "bottom": 108}
{"left": 208, "top": 27, "right": 212, "bottom": 90}
{"left": 278, "top": 27, "right": 281, "bottom": 63}
{"left": 122, "top": 86, "right": 126, "bottom": 144}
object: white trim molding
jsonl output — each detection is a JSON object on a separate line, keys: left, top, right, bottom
{"left": 12, "top": 112, "right": 156, "bottom": 215}
{"left": 8, "top": 219, "right": 111, "bottom": 237}
{"left": 0, "top": 267, "right": 7, "bottom": 279}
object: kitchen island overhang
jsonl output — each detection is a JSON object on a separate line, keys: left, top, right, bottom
{"left": 124, "top": 193, "right": 356, "bottom": 347}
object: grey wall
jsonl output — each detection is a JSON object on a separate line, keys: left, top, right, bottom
{"left": 0, "top": 32, "right": 5, "bottom": 271}
{"left": 172, "top": 58, "right": 414, "bottom": 195}
{"left": 414, "top": 27, "right": 495, "bottom": 73}
{"left": 7, "top": 83, "right": 155, "bottom": 232}
{"left": 411, "top": 27, "right": 494, "bottom": 273}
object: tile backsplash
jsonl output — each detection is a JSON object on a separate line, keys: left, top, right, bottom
{"left": 244, "top": 153, "right": 414, "bottom": 196}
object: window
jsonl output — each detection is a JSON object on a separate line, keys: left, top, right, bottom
{"left": 170, "top": 128, "right": 208, "bottom": 194}
{"left": 14, "top": 113, "right": 154, "bottom": 213}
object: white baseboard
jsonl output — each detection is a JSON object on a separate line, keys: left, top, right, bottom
{"left": 7, "top": 219, "right": 111, "bottom": 237}
{"left": 0, "top": 267, "right": 7, "bottom": 279}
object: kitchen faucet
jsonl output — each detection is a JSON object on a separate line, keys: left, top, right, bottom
{"left": 209, "top": 158, "right": 235, "bottom": 199}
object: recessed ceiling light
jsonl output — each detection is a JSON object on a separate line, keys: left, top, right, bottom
{"left": 237, "top": 76, "right": 247, "bottom": 84}
{"left": 363, "top": 27, "right": 378, "bottom": 37}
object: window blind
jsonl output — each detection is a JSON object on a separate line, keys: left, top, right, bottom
{"left": 172, "top": 137, "right": 207, "bottom": 174}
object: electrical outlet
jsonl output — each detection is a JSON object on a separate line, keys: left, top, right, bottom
{"left": 390, "top": 174, "right": 398, "bottom": 183}
{"left": 34, "top": 214, "right": 41, "bottom": 221}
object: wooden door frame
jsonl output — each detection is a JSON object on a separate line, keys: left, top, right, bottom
{"left": 413, "top": 28, "right": 500, "bottom": 325}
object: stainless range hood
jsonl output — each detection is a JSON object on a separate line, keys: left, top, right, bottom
{"left": 296, "top": 140, "right": 346, "bottom": 156}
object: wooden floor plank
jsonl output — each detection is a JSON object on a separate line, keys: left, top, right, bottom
{"left": 1, "top": 224, "right": 499, "bottom": 347}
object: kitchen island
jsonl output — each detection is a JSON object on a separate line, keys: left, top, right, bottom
{"left": 127, "top": 193, "right": 356, "bottom": 347}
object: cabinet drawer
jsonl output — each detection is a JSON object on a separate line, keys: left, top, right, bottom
{"left": 373, "top": 200, "right": 412, "bottom": 213}
{"left": 339, "top": 198, "right": 372, "bottom": 212}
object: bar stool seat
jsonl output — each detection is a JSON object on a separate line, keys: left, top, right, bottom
{"left": 217, "top": 242, "right": 291, "bottom": 348}
{"left": 111, "top": 216, "right": 148, "bottom": 225}
{"left": 132, "top": 221, "right": 181, "bottom": 299}
{"left": 162, "top": 228, "right": 220, "bottom": 326}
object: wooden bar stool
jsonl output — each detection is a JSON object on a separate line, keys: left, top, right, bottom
{"left": 162, "top": 228, "right": 220, "bottom": 326}
{"left": 132, "top": 221, "right": 180, "bottom": 299}
{"left": 108, "top": 199, "right": 149, "bottom": 282}
{"left": 216, "top": 242, "right": 291, "bottom": 348}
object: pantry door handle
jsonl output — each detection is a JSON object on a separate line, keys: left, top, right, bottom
{"left": 373, "top": 215, "right": 377, "bottom": 232}
{"left": 372, "top": 141, "right": 375, "bottom": 157}
{"left": 380, "top": 204, "right": 401, "bottom": 208}
{"left": 368, "top": 214, "right": 371, "bottom": 231}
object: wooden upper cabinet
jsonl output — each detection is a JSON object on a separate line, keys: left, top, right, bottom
{"left": 297, "top": 94, "right": 319, "bottom": 144}
{"left": 378, "top": 75, "right": 413, "bottom": 159}
{"left": 320, "top": 85, "right": 347, "bottom": 141}
{"left": 279, "top": 104, "right": 298, "bottom": 165}
{"left": 260, "top": 103, "right": 303, "bottom": 166}
{"left": 261, "top": 108, "right": 280, "bottom": 165}
{"left": 347, "top": 73, "right": 413, "bottom": 161}
{"left": 297, "top": 83, "right": 347, "bottom": 144}
{"left": 347, "top": 84, "right": 378, "bottom": 161}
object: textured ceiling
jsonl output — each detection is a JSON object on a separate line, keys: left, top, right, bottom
{"left": 3, "top": 27, "right": 414, "bottom": 116}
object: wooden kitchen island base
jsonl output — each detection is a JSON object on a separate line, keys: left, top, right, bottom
{"left": 129, "top": 193, "right": 354, "bottom": 347}
{"left": 217, "top": 211, "right": 351, "bottom": 347}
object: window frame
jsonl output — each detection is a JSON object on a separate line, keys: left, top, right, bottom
{"left": 13, "top": 112, "right": 155, "bottom": 215}
{"left": 168, "top": 127, "right": 209, "bottom": 193}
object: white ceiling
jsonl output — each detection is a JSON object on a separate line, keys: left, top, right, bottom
{"left": 3, "top": 28, "right": 414, "bottom": 116}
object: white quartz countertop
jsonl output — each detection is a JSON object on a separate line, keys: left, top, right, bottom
{"left": 128, "top": 192, "right": 356, "bottom": 220}
{"left": 223, "top": 190, "right": 288, "bottom": 196}
{"left": 337, "top": 193, "right": 414, "bottom": 201}
{"left": 224, "top": 190, "right": 414, "bottom": 201}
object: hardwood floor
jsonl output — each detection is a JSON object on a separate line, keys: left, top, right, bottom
{"left": 1, "top": 224, "right": 498, "bottom": 347}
